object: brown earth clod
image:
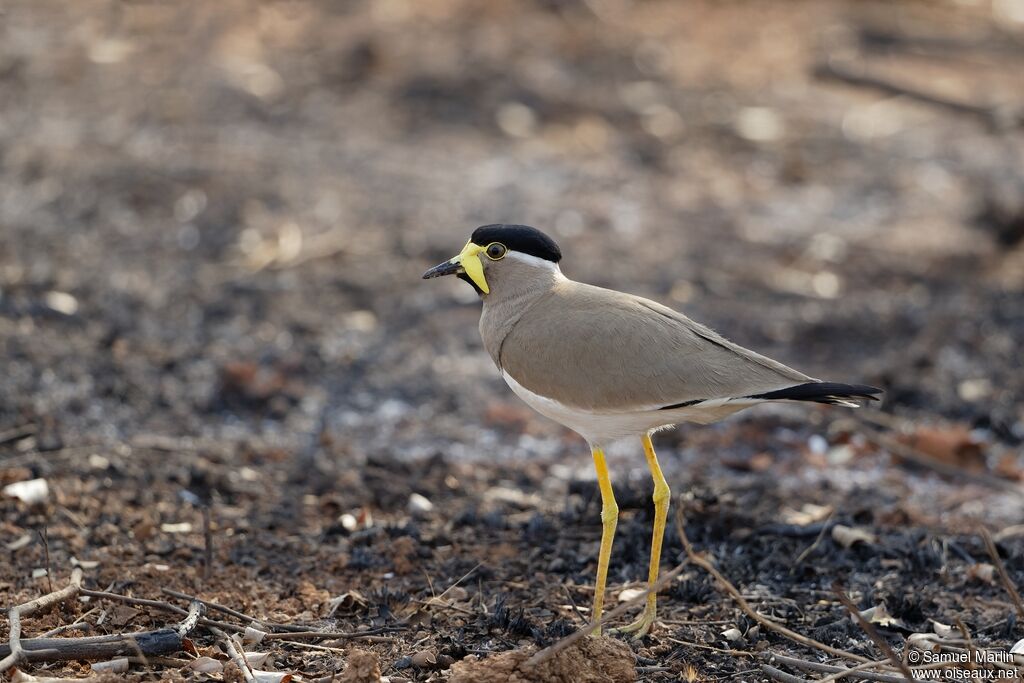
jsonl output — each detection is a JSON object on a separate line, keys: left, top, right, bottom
{"left": 450, "top": 638, "right": 636, "bottom": 683}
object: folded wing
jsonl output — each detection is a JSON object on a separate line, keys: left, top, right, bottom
{"left": 498, "top": 281, "right": 819, "bottom": 412}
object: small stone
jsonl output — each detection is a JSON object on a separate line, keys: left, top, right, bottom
{"left": 408, "top": 493, "right": 434, "bottom": 515}
{"left": 3, "top": 478, "right": 49, "bottom": 505}
{"left": 44, "top": 291, "right": 79, "bottom": 315}
{"left": 496, "top": 102, "right": 537, "bottom": 138}
{"left": 958, "top": 378, "right": 993, "bottom": 402}
{"left": 339, "top": 513, "right": 358, "bottom": 532}
{"left": 734, "top": 107, "right": 784, "bottom": 142}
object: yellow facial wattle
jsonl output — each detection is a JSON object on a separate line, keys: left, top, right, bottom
{"left": 454, "top": 241, "right": 489, "bottom": 294}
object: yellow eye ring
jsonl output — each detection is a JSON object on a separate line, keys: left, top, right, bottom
{"left": 484, "top": 242, "right": 507, "bottom": 260}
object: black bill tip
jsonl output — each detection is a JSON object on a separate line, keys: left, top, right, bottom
{"left": 422, "top": 260, "right": 461, "bottom": 280}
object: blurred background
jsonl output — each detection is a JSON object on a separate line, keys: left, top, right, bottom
{"left": 2, "top": 0, "right": 1021, "bottom": 467}
{"left": 2, "top": 1, "right": 1024, "bottom": 679}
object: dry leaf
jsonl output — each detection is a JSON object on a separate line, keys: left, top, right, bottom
{"left": 994, "top": 525, "right": 1024, "bottom": 542}
{"left": 781, "top": 503, "right": 833, "bottom": 526}
{"left": 404, "top": 607, "right": 432, "bottom": 627}
{"left": 832, "top": 524, "right": 876, "bottom": 547}
{"left": 858, "top": 603, "right": 907, "bottom": 630}
{"left": 443, "top": 586, "right": 469, "bottom": 602}
{"left": 12, "top": 673, "right": 93, "bottom": 683}
{"left": 252, "top": 671, "right": 292, "bottom": 683}
{"left": 6, "top": 533, "right": 33, "bottom": 551}
{"left": 328, "top": 590, "right": 368, "bottom": 616}
{"left": 188, "top": 656, "right": 225, "bottom": 673}
{"left": 70, "top": 557, "right": 100, "bottom": 569}
{"left": 411, "top": 650, "right": 438, "bottom": 668}
{"left": 897, "top": 424, "right": 986, "bottom": 471}
{"left": 389, "top": 536, "right": 418, "bottom": 575}
{"left": 908, "top": 632, "right": 943, "bottom": 652}
{"left": 339, "top": 647, "right": 383, "bottom": 683}
{"left": 243, "top": 625, "right": 268, "bottom": 644}
{"left": 244, "top": 652, "right": 272, "bottom": 667}
{"left": 617, "top": 587, "right": 646, "bottom": 603}
{"left": 967, "top": 563, "right": 997, "bottom": 584}
{"left": 721, "top": 627, "right": 743, "bottom": 642}
{"left": 296, "top": 580, "right": 331, "bottom": 614}
{"left": 108, "top": 604, "right": 141, "bottom": 627}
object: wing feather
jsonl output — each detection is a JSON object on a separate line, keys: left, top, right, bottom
{"left": 498, "top": 281, "right": 812, "bottom": 412}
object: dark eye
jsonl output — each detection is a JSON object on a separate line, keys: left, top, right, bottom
{"left": 485, "top": 243, "right": 507, "bottom": 260}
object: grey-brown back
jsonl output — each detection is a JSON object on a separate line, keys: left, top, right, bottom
{"left": 493, "top": 280, "right": 814, "bottom": 411}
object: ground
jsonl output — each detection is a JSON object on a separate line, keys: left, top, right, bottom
{"left": 1, "top": 0, "right": 1023, "bottom": 681}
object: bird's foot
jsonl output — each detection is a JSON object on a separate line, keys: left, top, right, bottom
{"left": 611, "top": 608, "right": 657, "bottom": 639}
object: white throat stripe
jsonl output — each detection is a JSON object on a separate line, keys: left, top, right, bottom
{"left": 505, "top": 250, "right": 563, "bottom": 273}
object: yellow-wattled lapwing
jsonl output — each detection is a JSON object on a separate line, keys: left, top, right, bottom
{"left": 423, "top": 224, "right": 880, "bottom": 637}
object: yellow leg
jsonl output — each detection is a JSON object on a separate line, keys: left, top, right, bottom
{"left": 590, "top": 445, "right": 618, "bottom": 636}
{"left": 614, "top": 433, "right": 670, "bottom": 638}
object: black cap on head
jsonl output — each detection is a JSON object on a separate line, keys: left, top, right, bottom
{"left": 471, "top": 224, "right": 562, "bottom": 263}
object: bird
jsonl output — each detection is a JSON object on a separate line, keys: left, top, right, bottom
{"left": 422, "top": 224, "right": 881, "bottom": 638}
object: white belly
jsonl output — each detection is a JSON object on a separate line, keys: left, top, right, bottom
{"left": 500, "top": 371, "right": 755, "bottom": 447}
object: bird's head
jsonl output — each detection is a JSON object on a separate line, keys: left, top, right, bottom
{"left": 422, "top": 224, "right": 562, "bottom": 296}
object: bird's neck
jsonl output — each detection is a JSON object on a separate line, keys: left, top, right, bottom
{"left": 478, "top": 268, "right": 566, "bottom": 368}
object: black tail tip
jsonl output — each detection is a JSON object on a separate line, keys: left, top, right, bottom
{"left": 747, "top": 381, "right": 883, "bottom": 405}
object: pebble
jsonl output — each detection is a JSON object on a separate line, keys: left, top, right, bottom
{"left": 408, "top": 493, "right": 434, "bottom": 515}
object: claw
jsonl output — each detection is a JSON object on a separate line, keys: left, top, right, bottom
{"left": 611, "top": 609, "right": 657, "bottom": 639}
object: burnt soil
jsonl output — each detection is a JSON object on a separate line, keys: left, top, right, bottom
{"left": 2, "top": 1, "right": 1024, "bottom": 681}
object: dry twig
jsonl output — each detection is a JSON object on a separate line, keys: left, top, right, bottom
{"left": 832, "top": 584, "right": 914, "bottom": 682}
{"left": 79, "top": 588, "right": 242, "bottom": 633}
{"left": 955, "top": 618, "right": 978, "bottom": 672}
{"left": 815, "top": 658, "right": 904, "bottom": 683}
{"left": 262, "top": 627, "right": 397, "bottom": 641}
{"left": 162, "top": 589, "right": 313, "bottom": 634}
{"left": 0, "top": 629, "right": 188, "bottom": 664}
{"left": 0, "top": 422, "right": 36, "bottom": 446}
{"left": 858, "top": 417, "right": 1022, "bottom": 493}
{"left": 202, "top": 505, "right": 214, "bottom": 580}
{"left": 0, "top": 594, "right": 202, "bottom": 666}
{"left": 87, "top": 587, "right": 397, "bottom": 642}
{"left": 981, "top": 528, "right": 1024, "bottom": 619}
{"left": 177, "top": 601, "right": 203, "bottom": 637}
{"left": 675, "top": 508, "right": 871, "bottom": 664}
{"left": 793, "top": 511, "right": 835, "bottom": 566}
{"left": 768, "top": 653, "right": 909, "bottom": 683}
{"left": 211, "top": 627, "right": 256, "bottom": 683}
{"left": 0, "top": 568, "right": 83, "bottom": 673}
{"left": 814, "top": 60, "right": 1021, "bottom": 130}
{"left": 162, "top": 589, "right": 261, "bottom": 627}
{"left": 762, "top": 663, "right": 811, "bottom": 683}
{"left": 38, "top": 529, "right": 52, "bottom": 594}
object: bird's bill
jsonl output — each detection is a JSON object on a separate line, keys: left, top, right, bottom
{"left": 421, "top": 241, "right": 489, "bottom": 293}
